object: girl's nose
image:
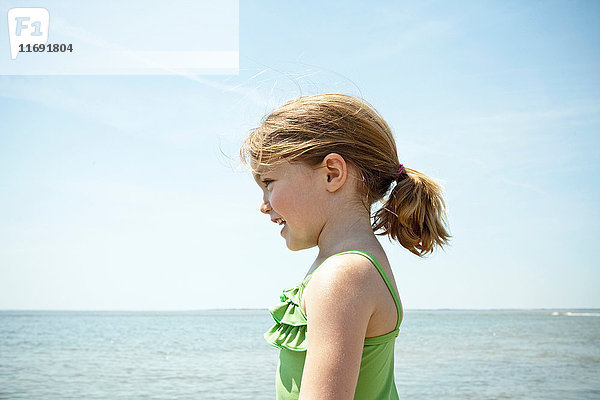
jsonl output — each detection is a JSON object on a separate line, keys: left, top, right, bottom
{"left": 260, "top": 200, "right": 271, "bottom": 214}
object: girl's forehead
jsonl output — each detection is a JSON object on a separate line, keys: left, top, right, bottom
{"left": 252, "top": 159, "right": 291, "bottom": 175}
{"left": 251, "top": 164, "right": 277, "bottom": 181}
{"left": 253, "top": 164, "right": 273, "bottom": 175}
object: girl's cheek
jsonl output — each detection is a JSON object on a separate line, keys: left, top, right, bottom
{"left": 270, "top": 192, "right": 285, "bottom": 211}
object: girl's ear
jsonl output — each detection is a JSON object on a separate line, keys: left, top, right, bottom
{"left": 321, "top": 153, "right": 347, "bottom": 192}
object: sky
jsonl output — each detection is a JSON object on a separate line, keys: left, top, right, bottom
{"left": 1, "top": 1, "right": 599, "bottom": 310}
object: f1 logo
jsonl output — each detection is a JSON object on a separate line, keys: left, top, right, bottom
{"left": 7, "top": 8, "right": 50, "bottom": 60}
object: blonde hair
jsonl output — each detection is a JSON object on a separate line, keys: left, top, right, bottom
{"left": 240, "top": 94, "right": 450, "bottom": 256}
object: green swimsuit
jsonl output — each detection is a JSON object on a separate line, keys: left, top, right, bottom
{"left": 264, "top": 250, "right": 403, "bottom": 399}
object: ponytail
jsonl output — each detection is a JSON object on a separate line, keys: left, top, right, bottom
{"left": 372, "top": 167, "right": 450, "bottom": 256}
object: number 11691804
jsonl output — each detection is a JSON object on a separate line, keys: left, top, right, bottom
{"left": 19, "top": 43, "right": 74, "bottom": 53}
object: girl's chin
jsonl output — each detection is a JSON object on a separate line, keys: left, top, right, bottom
{"left": 285, "top": 238, "right": 317, "bottom": 252}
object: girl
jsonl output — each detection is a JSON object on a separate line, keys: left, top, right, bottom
{"left": 241, "top": 94, "right": 450, "bottom": 400}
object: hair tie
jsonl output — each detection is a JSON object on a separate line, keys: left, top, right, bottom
{"left": 396, "top": 164, "right": 404, "bottom": 179}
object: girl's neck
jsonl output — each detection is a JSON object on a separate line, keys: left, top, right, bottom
{"left": 313, "top": 205, "right": 381, "bottom": 267}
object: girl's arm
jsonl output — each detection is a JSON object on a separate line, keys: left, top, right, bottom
{"left": 299, "top": 254, "right": 378, "bottom": 400}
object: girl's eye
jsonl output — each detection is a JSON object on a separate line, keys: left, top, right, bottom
{"left": 262, "top": 179, "right": 273, "bottom": 188}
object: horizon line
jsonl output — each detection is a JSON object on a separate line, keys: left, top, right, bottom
{"left": 1, "top": 307, "right": 599, "bottom": 312}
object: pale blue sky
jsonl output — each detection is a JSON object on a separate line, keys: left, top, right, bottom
{"left": 1, "top": 1, "right": 599, "bottom": 310}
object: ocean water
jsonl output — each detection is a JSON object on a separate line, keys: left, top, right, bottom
{"left": 0, "top": 310, "right": 599, "bottom": 399}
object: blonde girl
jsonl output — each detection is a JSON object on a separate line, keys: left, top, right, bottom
{"left": 241, "top": 94, "right": 450, "bottom": 400}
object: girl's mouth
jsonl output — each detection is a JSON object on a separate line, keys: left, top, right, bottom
{"left": 273, "top": 218, "right": 286, "bottom": 226}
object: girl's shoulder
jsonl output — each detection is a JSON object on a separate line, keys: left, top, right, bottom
{"left": 311, "top": 251, "right": 385, "bottom": 285}
{"left": 312, "top": 249, "right": 396, "bottom": 287}
{"left": 302, "top": 250, "right": 397, "bottom": 314}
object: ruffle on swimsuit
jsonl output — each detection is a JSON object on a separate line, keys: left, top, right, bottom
{"left": 264, "top": 284, "right": 309, "bottom": 351}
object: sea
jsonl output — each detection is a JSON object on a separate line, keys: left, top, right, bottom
{"left": 0, "top": 309, "right": 599, "bottom": 399}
